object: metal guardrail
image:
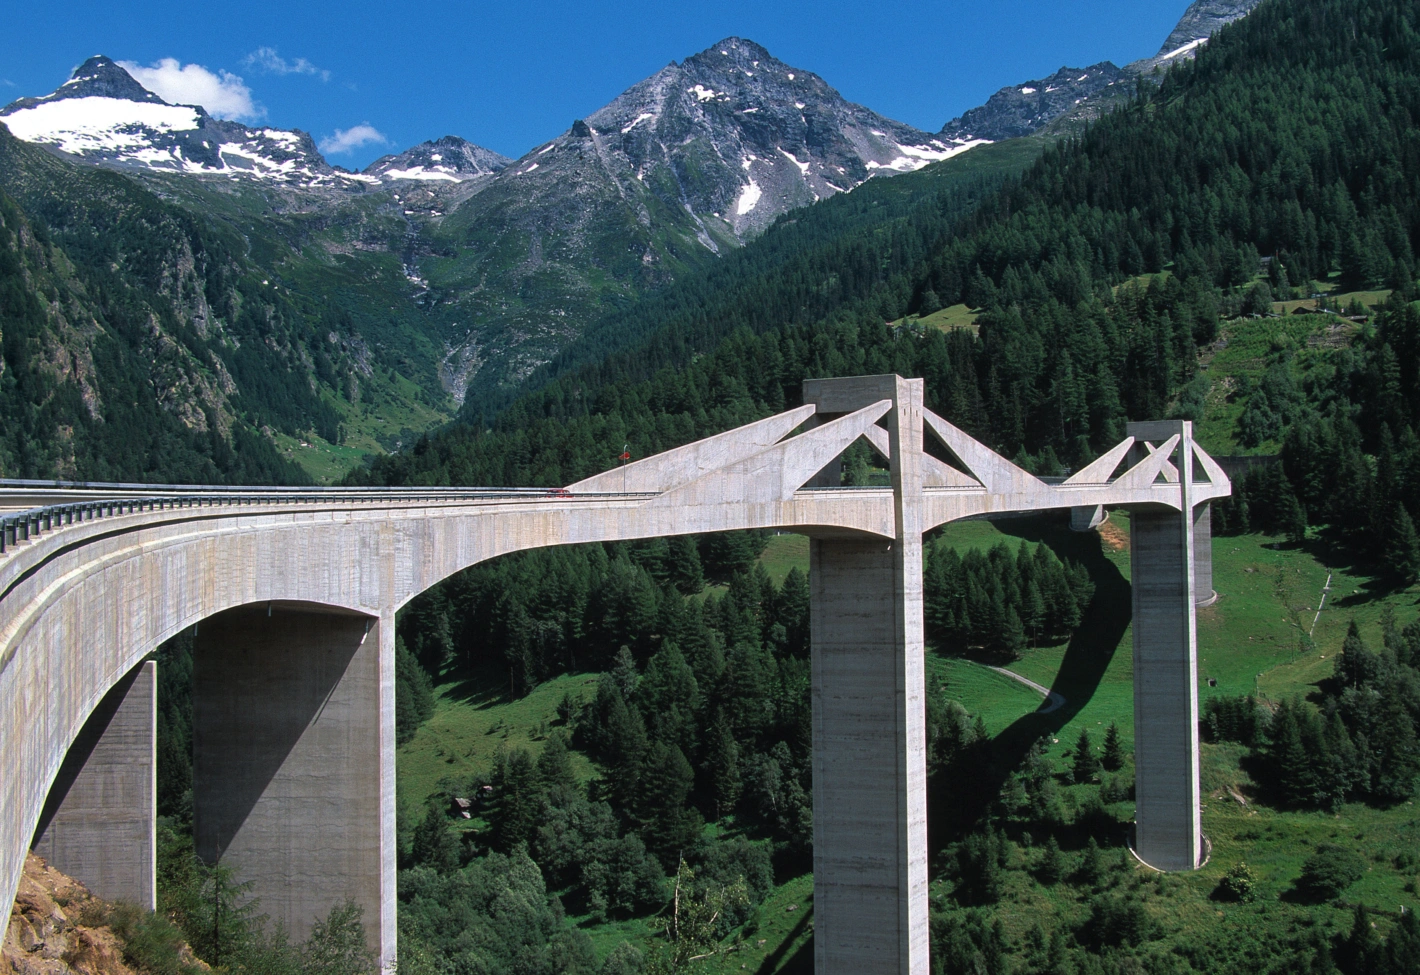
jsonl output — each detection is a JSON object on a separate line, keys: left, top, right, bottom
{"left": 0, "top": 488, "right": 658, "bottom": 556}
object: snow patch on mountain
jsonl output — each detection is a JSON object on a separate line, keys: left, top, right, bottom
{"left": 735, "top": 179, "right": 762, "bottom": 215}
{"left": 1157, "top": 37, "right": 1209, "bottom": 63}
{"left": 2, "top": 97, "right": 201, "bottom": 153}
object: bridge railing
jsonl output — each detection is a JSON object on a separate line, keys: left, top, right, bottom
{"left": 0, "top": 486, "right": 657, "bottom": 556}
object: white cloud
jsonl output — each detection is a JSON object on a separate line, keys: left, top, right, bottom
{"left": 117, "top": 58, "right": 262, "bottom": 121}
{"left": 319, "top": 124, "right": 387, "bottom": 155}
{"left": 243, "top": 47, "right": 330, "bottom": 82}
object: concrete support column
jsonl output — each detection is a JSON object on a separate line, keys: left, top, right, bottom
{"left": 31, "top": 661, "right": 156, "bottom": 908}
{"left": 193, "top": 603, "right": 390, "bottom": 965}
{"left": 806, "top": 375, "right": 927, "bottom": 975}
{"left": 1129, "top": 506, "right": 1202, "bottom": 871}
{"left": 1194, "top": 504, "right": 1216, "bottom": 607}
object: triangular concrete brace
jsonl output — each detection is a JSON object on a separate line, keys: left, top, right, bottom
{"left": 568, "top": 404, "right": 816, "bottom": 494}
{"left": 922, "top": 410, "right": 1046, "bottom": 494}
{"left": 648, "top": 401, "right": 892, "bottom": 506}
{"left": 1063, "top": 438, "right": 1136, "bottom": 485}
{"left": 1112, "top": 435, "right": 1181, "bottom": 489}
{"left": 1191, "top": 442, "right": 1231, "bottom": 489}
{"left": 862, "top": 424, "right": 982, "bottom": 488}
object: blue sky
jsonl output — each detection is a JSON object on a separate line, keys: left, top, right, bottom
{"left": 2, "top": 1, "right": 1193, "bottom": 168}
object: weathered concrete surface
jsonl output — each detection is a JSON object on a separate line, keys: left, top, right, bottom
{"left": 30, "top": 661, "right": 155, "bottom": 909}
{"left": 193, "top": 605, "right": 388, "bottom": 954}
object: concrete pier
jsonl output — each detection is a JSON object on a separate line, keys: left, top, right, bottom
{"left": 806, "top": 376, "right": 928, "bottom": 975}
{"left": 193, "top": 604, "right": 389, "bottom": 954}
{"left": 1129, "top": 502, "right": 1202, "bottom": 871}
{"left": 1194, "top": 504, "right": 1216, "bottom": 606}
{"left": 31, "top": 661, "right": 156, "bottom": 908}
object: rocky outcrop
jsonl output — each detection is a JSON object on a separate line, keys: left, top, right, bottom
{"left": 3, "top": 853, "right": 205, "bottom": 975}
{"left": 940, "top": 63, "right": 1128, "bottom": 142}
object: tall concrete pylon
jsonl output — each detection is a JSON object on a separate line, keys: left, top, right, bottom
{"left": 804, "top": 376, "right": 929, "bottom": 972}
{"left": 1125, "top": 420, "right": 1212, "bottom": 872}
{"left": 0, "top": 375, "right": 1231, "bottom": 974}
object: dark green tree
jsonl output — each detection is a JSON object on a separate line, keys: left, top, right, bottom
{"left": 636, "top": 742, "right": 703, "bottom": 865}
{"left": 1386, "top": 505, "right": 1420, "bottom": 584}
{"left": 667, "top": 535, "right": 705, "bottom": 595}
{"left": 1101, "top": 723, "right": 1126, "bottom": 771}
{"left": 410, "top": 803, "right": 461, "bottom": 874}
{"left": 1073, "top": 729, "right": 1101, "bottom": 784}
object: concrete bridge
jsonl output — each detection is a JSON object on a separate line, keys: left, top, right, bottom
{"left": 0, "top": 375, "right": 1228, "bottom": 974}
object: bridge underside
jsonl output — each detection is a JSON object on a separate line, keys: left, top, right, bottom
{"left": 4, "top": 374, "right": 1229, "bottom": 975}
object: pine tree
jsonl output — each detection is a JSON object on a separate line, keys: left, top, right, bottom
{"left": 636, "top": 742, "right": 703, "bottom": 864}
{"left": 1074, "top": 729, "right": 1101, "bottom": 784}
{"left": 1386, "top": 505, "right": 1420, "bottom": 584}
{"left": 1037, "top": 836, "right": 1065, "bottom": 886}
{"left": 1337, "top": 620, "right": 1381, "bottom": 690}
{"left": 667, "top": 535, "right": 705, "bottom": 594}
{"left": 1372, "top": 689, "right": 1420, "bottom": 802}
{"left": 411, "top": 802, "right": 461, "bottom": 874}
{"left": 1078, "top": 837, "right": 1103, "bottom": 886}
{"left": 638, "top": 641, "right": 700, "bottom": 757}
{"left": 491, "top": 749, "right": 541, "bottom": 850}
{"left": 1000, "top": 606, "right": 1027, "bottom": 660}
{"left": 706, "top": 713, "right": 742, "bottom": 819}
{"left": 1268, "top": 700, "right": 1322, "bottom": 808}
{"left": 1101, "top": 723, "right": 1126, "bottom": 772}
{"left": 536, "top": 732, "right": 578, "bottom": 798}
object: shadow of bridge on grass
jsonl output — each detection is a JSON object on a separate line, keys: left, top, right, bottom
{"left": 929, "top": 513, "right": 1134, "bottom": 840}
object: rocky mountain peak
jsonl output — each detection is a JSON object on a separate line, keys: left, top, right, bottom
{"left": 59, "top": 55, "right": 168, "bottom": 104}
{"left": 0, "top": 54, "right": 362, "bottom": 188}
{"left": 363, "top": 134, "right": 511, "bottom": 184}
{"left": 1157, "top": 0, "right": 1263, "bottom": 58}
{"left": 2, "top": 55, "right": 171, "bottom": 115}
{"left": 1127, "top": 0, "right": 1264, "bottom": 73}
{"left": 544, "top": 37, "right": 978, "bottom": 238}
{"left": 941, "top": 62, "right": 1127, "bottom": 142}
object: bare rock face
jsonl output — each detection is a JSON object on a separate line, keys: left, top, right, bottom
{"left": 1127, "top": 0, "right": 1265, "bottom": 74}
{"left": 3, "top": 854, "right": 135, "bottom": 975}
{"left": 363, "top": 135, "right": 512, "bottom": 184}
{"left": 940, "top": 63, "right": 1128, "bottom": 143}
{"left": 1156, "top": 0, "right": 1263, "bottom": 59}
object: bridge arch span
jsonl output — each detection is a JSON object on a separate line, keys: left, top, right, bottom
{"left": 1, "top": 376, "right": 1229, "bottom": 975}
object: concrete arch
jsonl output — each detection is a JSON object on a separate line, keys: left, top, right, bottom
{"left": 1, "top": 492, "right": 897, "bottom": 967}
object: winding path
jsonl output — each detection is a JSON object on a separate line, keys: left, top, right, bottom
{"left": 987, "top": 665, "right": 1066, "bottom": 714}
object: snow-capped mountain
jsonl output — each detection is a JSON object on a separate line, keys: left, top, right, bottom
{"left": 0, "top": 56, "right": 366, "bottom": 187}
{"left": 364, "top": 135, "right": 511, "bottom": 183}
{"left": 536, "top": 36, "right": 982, "bottom": 238}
